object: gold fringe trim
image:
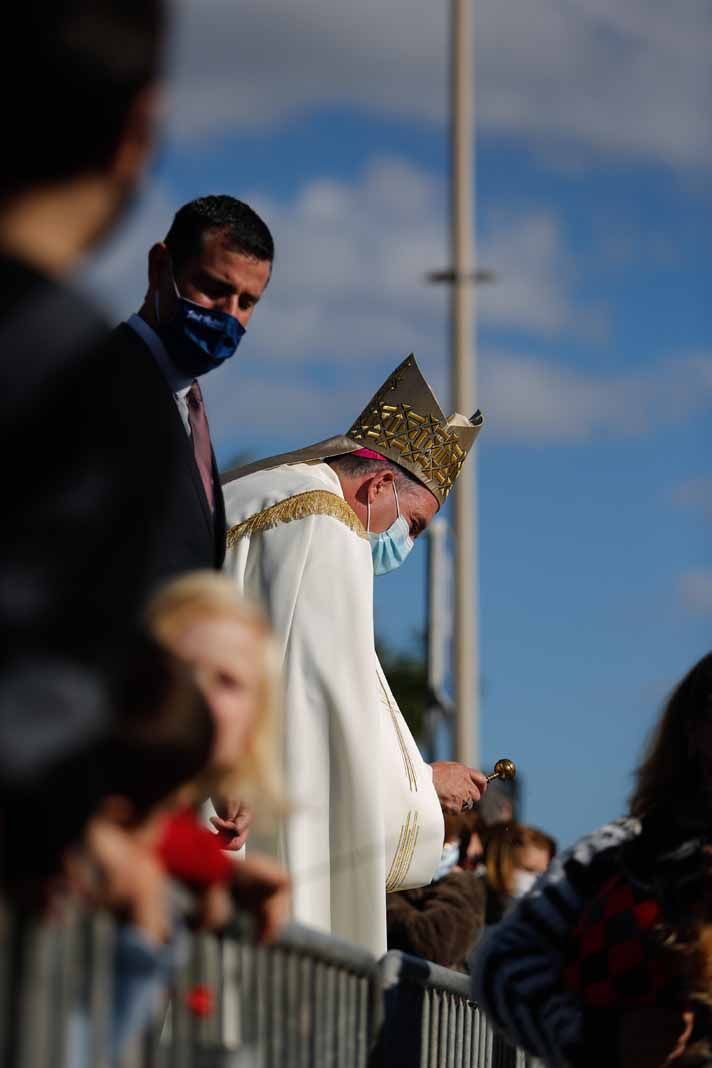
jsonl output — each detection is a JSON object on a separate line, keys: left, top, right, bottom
{"left": 386, "top": 811, "right": 420, "bottom": 892}
{"left": 227, "top": 490, "right": 366, "bottom": 547}
{"left": 378, "top": 674, "right": 417, "bottom": 793}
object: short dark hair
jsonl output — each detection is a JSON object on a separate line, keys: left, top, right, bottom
{"left": 165, "top": 196, "right": 275, "bottom": 271}
{"left": 2, "top": 1, "right": 164, "bottom": 195}
{"left": 327, "top": 453, "right": 422, "bottom": 497}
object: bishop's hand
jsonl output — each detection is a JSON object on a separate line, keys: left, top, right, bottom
{"left": 430, "top": 762, "right": 487, "bottom": 814}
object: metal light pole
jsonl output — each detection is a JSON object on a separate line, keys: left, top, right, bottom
{"left": 427, "top": 519, "right": 449, "bottom": 700}
{"left": 425, "top": 518, "right": 451, "bottom": 761}
{"left": 450, "top": 0, "right": 479, "bottom": 768}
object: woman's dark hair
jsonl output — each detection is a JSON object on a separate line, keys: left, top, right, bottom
{"left": 99, "top": 633, "right": 214, "bottom": 820}
{"left": 165, "top": 196, "right": 274, "bottom": 271}
{"left": 630, "top": 652, "right": 712, "bottom": 827}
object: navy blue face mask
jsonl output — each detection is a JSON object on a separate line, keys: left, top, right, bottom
{"left": 155, "top": 268, "right": 245, "bottom": 377}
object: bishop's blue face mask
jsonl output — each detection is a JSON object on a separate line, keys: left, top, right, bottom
{"left": 155, "top": 265, "right": 245, "bottom": 378}
{"left": 366, "top": 484, "right": 414, "bottom": 576}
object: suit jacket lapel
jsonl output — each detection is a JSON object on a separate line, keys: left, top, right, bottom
{"left": 118, "top": 324, "right": 214, "bottom": 542}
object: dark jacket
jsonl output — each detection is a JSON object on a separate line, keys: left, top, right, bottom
{"left": 0, "top": 258, "right": 179, "bottom": 667}
{"left": 99, "top": 323, "right": 227, "bottom": 593}
{"left": 470, "top": 818, "right": 712, "bottom": 1068}
{"left": 386, "top": 870, "right": 486, "bottom": 971}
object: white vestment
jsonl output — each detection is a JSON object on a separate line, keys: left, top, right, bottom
{"left": 223, "top": 461, "right": 444, "bottom": 956}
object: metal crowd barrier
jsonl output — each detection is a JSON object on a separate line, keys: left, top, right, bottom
{"left": 378, "top": 952, "right": 542, "bottom": 1068}
{"left": 171, "top": 921, "right": 382, "bottom": 1068}
{"left": 1, "top": 908, "right": 539, "bottom": 1068}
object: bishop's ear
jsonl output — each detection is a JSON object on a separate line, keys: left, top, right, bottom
{"left": 366, "top": 468, "right": 396, "bottom": 503}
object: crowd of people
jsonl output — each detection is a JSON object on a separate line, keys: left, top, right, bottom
{"left": 1, "top": 3, "right": 710, "bottom": 1067}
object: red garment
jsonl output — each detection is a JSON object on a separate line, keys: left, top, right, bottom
{"left": 157, "top": 808, "right": 233, "bottom": 888}
{"left": 563, "top": 872, "right": 682, "bottom": 1008}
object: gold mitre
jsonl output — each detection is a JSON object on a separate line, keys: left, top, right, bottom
{"left": 346, "top": 354, "right": 483, "bottom": 505}
{"left": 221, "top": 354, "right": 483, "bottom": 506}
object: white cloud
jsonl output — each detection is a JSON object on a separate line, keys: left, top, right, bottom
{"left": 78, "top": 158, "right": 712, "bottom": 454}
{"left": 78, "top": 157, "right": 585, "bottom": 349}
{"left": 203, "top": 368, "right": 357, "bottom": 464}
{"left": 245, "top": 160, "right": 592, "bottom": 364}
{"left": 678, "top": 570, "right": 712, "bottom": 614}
{"left": 671, "top": 478, "right": 712, "bottom": 520}
{"left": 481, "top": 350, "right": 712, "bottom": 441}
{"left": 164, "top": 0, "right": 712, "bottom": 168}
{"left": 204, "top": 345, "right": 712, "bottom": 455}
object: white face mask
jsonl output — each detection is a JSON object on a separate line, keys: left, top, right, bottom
{"left": 511, "top": 869, "right": 538, "bottom": 899}
{"left": 432, "top": 841, "right": 460, "bottom": 882}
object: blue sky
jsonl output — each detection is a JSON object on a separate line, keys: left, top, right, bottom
{"left": 82, "top": 0, "right": 711, "bottom": 849}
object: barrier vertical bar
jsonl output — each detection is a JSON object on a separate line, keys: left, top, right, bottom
{"left": 442, "top": 990, "right": 450, "bottom": 1068}
{"left": 462, "top": 1002, "right": 472, "bottom": 1068}
{"left": 356, "top": 973, "right": 369, "bottom": 1068}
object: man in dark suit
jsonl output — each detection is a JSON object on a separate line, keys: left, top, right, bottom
{"left": 104, "top": 196, "right": 274, "bottom": 588}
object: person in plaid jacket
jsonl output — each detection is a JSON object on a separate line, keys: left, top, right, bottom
{"left": 471, "top": 651, "right": 712, "bottom": 1068}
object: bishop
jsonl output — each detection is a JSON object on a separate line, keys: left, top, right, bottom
{"left": 221, "top": 355, "right": 486, "bottom": 955}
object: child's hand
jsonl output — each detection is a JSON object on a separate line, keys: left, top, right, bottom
{"left": 210, "top": 799, "right": 253, "bottom": 850}
{"left": 618, "top": 1006, "right": 695, "bottom": 1068}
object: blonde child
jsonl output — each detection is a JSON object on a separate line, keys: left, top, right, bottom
{"left": 147, "top": 572, "right": 288, "bottom": 937}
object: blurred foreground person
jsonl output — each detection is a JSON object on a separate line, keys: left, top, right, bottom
{"left": 148, "top": 572, "right": 289, "bottom": 943}
{"left": 67, "top": 637, "right": 215, "bottom": 1062}
{"left": 472, "top": 651, "right": 712, "bottom": 1068}
{"left": 0, "top": 1, "right": 170, "bottom": 667}
{"left": 0, "top": 636, "right": 211, "bottom": 1064}
{"left": 0, "top": 662, "right": 111, "bottom": 910}
{"left": 104, "top": 195, "right": 274, "bottom": 586}
{"left": 387, "top": 813, "right": 486, "bottom": 971}
{"left": 222, "top": 354, "right": 485, "bottom": 955}
{"left": 480, "top": 822, "right": 556, "bottom": 925}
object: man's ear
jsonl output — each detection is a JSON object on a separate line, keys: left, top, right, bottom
{"left": 366, "top": 469, "right": 395, "bottom": 504}
{"left": 148, "top": 241, "right": 168, "bottom": 290}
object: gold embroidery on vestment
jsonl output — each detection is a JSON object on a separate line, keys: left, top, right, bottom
{"left": 227, "top": 490, "right": 366, "bottom": 547}
{"left": 378, "top": 674, "right": 417, "bottom": 792}
{"left": 386, "top": 810, "right": 420, "bottom": 892}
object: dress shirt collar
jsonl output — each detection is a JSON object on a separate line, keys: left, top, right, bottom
{"left": 127, "top": 313, "right": 194, "bottom": 393}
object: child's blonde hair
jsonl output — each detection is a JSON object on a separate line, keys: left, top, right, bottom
{"left": 146, "top": 571, "right": 283, "bottom": 811}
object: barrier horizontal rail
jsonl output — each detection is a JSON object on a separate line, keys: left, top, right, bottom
{"left": 378, "top": 952, "right": 542, "bottom": 1068}
{"left": 1, "top": 905, "right": 539, "bottom": 1068}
